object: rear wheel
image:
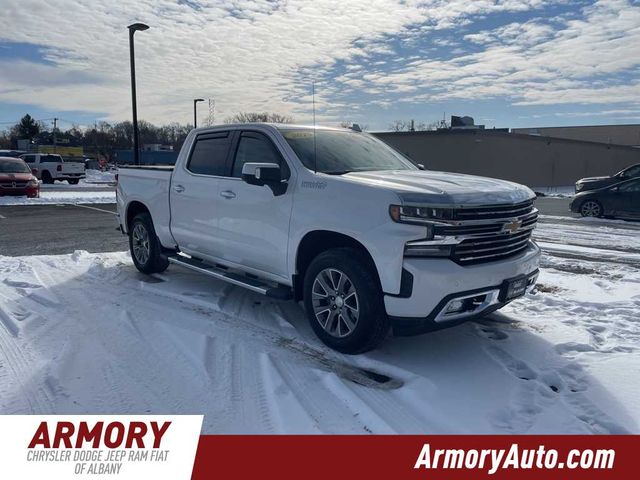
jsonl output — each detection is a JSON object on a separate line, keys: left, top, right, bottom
{"left": 129, "top": 212, "right": 169, "bottom": 274}
{"left": 580, "top": 200, "right": 602, "bottom": 217}
{"left": 41, "top": 171, "right": 53, "bottom": 184}
{"left": 303, "top": 248, "right": 389, "bottom": 354}
{"left": 68, "top": 179, "right": 79, "bottom": 185}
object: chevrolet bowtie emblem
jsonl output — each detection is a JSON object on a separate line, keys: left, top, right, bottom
{"left": 503, "top": 219, "right": 522, "bottom": 234}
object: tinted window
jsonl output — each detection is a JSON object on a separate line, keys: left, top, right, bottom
{"left": 232, "top": 132, "right": 287, "bottom": 178}
{"left": 619, "top": 180, "right": 640, "bottom": 192}
{"left": 187, "top": 133, "right": 230, "bottom": 176}
{"left": 623, "top": 165, "right": 640, "bottom": 178}
{"left": 0, "top": 159, "right": 30, "bottom": 173}
{"left": 23, "top": 155, "right": 35, "bottom": 163}
{"left": 279, "top": 128, "right": 415, "bottom": 174}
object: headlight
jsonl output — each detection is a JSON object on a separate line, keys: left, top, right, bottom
{"left": 575, "top": 183, "right": 584, "bottom": 191}
{"left": 389, "top": 205, "right": 453, "bottom": 225}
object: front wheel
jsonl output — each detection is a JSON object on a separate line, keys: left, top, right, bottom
{"left": 129, "top": 212, "right": 169, "bottom": 274}
{"left": 68, "top": 179, "right": 80, "bottom": 185}
{"left": 580, "top": 200, "right": 603, "bottom": 217}
{"left": 41, "top": 171, "right": 53, "bottom": 184}
{"left": 303, "top": 248, "right": 389, "bottom": 354}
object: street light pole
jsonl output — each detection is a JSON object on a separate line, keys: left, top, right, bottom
{"left": 128, "top": 22, "right": 149, "bottom": 165}
{"left": 193, "top": 98, "right": 204, "bottom": 129}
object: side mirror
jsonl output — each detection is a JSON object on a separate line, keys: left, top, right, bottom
{"left": 31, "top": 168, "right": 38, "bottom": 176}
{"left": 241, "top": 162, "right": 287, "bottom": 196}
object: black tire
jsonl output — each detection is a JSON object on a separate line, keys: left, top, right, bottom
{"left": 303, "top": 248, "right": 389, "bottom": 354}
{"left": 580, "top": 199, "right": 603, "bottom": 218}
{"left": 128, "top": 212, "right": 169, "bottom": 274}
{"left": 68, "top": 179, "right": 80, "bottom": 185}
{"left": 42, "top": 171, "right": 53, "bottom": 184}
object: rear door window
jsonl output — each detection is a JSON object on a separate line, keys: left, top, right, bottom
{"left": 187, "top": 132, "right": 231, "bottom": 176}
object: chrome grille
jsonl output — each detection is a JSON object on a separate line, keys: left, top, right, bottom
{"left": 435, "top": 200, "right": 538, "bottom": 265}
{"left": 452, "top": 229, "right": 533, "bottom": 265}
{"left": 0, "top": 181, "right": 27, "bottom": 188}
{"left": 452, "top": 200, "right": 535, "bottom": 220}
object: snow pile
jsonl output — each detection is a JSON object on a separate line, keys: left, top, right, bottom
{"left": 0, "top": 190, "right": 115, "bottom": 205}
{"left": 85, "top": 169, "right": 117, "bottom": 184}
{"left": 0, "top": 217, "right": 638, "bottom": 433}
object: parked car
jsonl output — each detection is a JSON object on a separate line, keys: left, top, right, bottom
{"left": 0, "top": 156, "right": 40, "bottom": 198}
{"left": 570, "top": 178, "right": 640, "bottom": 219}
{"left": 117, "top": 124, "right": 540, "bottom": 353}
{"left": 20, "top": 153, "right": 85, "bottom": 184}
{"left": 575, "top": 163, "right": 640, "bottom": 193}
{"left": 0, "top": 149, "right": 26, "bottom": 158}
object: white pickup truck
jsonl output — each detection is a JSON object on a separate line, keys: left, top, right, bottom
{"left": 117, "top": 124, "right": 540, "bottom": 353}
{"left": 20, "top": 153, "right": 85, "bottom": 184}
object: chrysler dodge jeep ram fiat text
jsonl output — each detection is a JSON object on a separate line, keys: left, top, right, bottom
{"left": 117, "top": 124, "right": 540, "bottom": 353}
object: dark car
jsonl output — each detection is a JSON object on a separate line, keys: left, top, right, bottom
{"left": 570, "top": 178, "right": 640, "bottom": 219}
{"left": 0, "top": 157, "right": 40, "bottom": 198}
{"left": 575, "top": 163, "right": 640, "bottom": 193}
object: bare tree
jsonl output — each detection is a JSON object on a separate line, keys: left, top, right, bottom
{"left": 224, "top": 112, "right": 294, "bottom": 124}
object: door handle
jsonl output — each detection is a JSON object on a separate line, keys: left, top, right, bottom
{"left": 220, "top": 190, "right": 236, "bottom": 199}
{"left": 173, "top": 184, "right": 185, "bottom": 193}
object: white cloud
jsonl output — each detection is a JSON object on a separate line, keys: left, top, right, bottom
{"left": 355, "top": 0, "right": 640, "bottom": 108}
{"left": 0, "top": 0, "right": 637, "bottom": 126}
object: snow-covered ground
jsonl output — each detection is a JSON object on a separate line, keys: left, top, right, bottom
{"left": 0, "top": 170, "right": 116, "bottom": 205}
{"left": 0, "top": 190, "right": 115, "bottom": 205}
{"left": 40, "top": 170, "right": 116, "bottom": 189}
{"left": 0, "top": 216, "right": 638, "bottom": 433}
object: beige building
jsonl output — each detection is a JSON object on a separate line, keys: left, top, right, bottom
{"left": 373, "top": 129, "right": 640, "bottom": 187}
{"left": 511, "top": 124, "right": 640, "bottom": 147}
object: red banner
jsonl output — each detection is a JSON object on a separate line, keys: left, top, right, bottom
{"left": 193, "top": 435, "right": 637, "bottom": 479}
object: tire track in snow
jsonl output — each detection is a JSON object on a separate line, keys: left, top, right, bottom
{"left": 483, "top": 343, "right": 628, "bottom": 434}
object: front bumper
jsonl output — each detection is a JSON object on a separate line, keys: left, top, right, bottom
{"left": 385, "top": 241, "right": 541, "bottom": 336}
{"left": 0, "top": 187, "right": 39, "bottom": 198}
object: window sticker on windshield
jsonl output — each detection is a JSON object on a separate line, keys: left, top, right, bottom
{"left": 284, "top": 131, "right": 314, "bottom": 139}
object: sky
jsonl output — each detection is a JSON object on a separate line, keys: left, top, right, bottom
{"left": 0, "top": 0, "right": 639, "bottom": 132}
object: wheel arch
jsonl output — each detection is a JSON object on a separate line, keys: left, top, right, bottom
{"left": 293, "top": 230, "right": 381, "bottom": 301}
{"left": 125, "top": 201, "right": 151, "bottom": 233}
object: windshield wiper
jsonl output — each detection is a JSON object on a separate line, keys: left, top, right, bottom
{"left": 323, "top": 170, "right": 353, "bottom": 175}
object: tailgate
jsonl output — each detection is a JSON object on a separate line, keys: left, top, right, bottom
{"left": 61, "top": 162, "right": 85, "bottom": 174}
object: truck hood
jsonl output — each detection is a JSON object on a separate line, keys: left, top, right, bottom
{"left": 341, "top": 170, "right": 535, "bottom": 206}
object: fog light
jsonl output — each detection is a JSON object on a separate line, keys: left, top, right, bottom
{"left": 445, "top": 299, "right": 465, "bottom": 313}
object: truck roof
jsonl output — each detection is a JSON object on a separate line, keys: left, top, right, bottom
{"left": 192, "top": 123, "right": 348, "bottom": 133}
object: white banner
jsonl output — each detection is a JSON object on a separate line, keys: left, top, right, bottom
{"left": 0, "top": 415, "right": 203, "bottom": 479}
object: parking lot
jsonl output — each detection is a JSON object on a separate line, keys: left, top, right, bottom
{"left": 1, "top": 194, "right": 638, "bottom": 433}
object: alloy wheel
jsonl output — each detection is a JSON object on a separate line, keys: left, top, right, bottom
{"left": 581, "top": 200, "right": 601, "bottom": 217}
{"left": 132, "top": 223, "right": 151, "bottom": 265}
{"left": 312, "top": 268, "right": 359, "bottom": 338}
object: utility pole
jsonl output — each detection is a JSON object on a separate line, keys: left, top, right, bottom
{"left": 193, "top": 98, "right": 204, "bottom": 128}
{"left": 53, "top": 117, "right": 58, "bottom": 153}
{"left": 128, "top": 22, "right": 149, "bottom": 165}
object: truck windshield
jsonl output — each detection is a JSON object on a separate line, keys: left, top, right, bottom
{"left": 279, "top": 129, "right": 416, "bottom": 174}
{"left": 0, "top": 159, "right": 30, "bottom": 173}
